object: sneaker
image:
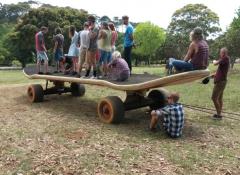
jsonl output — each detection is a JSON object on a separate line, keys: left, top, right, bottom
{"left": 71, "top": 71, "right": 77, "bottom": 76}
{"left": 212, "top": 114, "right": 222, "bottom": 120}
{"left": 90, "top": 76, "right": 97, "bottom": 79}
{"left": 38, "top": 72, "right": 43, "bottom": 75}
{"left": 45, "top": 72, "right": 52, "bottom": 75}
{"left": 82, "top": 75, "right": 89, "bottom": 79}
{"left": 75, "top": 74, "right": 81, "bottom": 78}
{"left": 54, "top": 70, "right": 59, "bottom": 73}
{"left": 98, "top": 75, "right": 103, "bottom": 79}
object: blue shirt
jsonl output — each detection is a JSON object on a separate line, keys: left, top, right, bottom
{"left": 157, "top": 103, "right": 184, "bottom": 138}
{"left": 124, "top": 24, "right": 134, "bottom": 47}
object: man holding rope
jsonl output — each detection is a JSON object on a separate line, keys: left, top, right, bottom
{"left": 211, "top": 47, "right": 230, "bottom": 120}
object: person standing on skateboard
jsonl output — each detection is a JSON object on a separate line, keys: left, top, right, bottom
{"left": 84, "top": 15, "right": 99, "bottom": 79}
{"left": 211, "top": 47, "right": 230, "bottom": 120}
{"left": 35, "top": 26, "right": 49, "bottom": 74}
{"left": 77, "top": 22, "right": 90, "bottom": 77}
{"left": 68, "top": 25, "right": 80, "bottom": 75}
{"left": 53, "top": 28, "right": 64, "bottom": 73}
{"left": 122, "top": 15, "right": 134, "bottom": 74}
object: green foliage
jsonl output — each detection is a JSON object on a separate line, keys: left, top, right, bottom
{"left": 165, "top": 4, "right": 221, "bottom": 59}
{"left": 5, "top": 6, "right": 88, "bottom": 67}
{"left": 0, "top": 23, "right": 14, "bottom": 65}
{"left": 134, "top": 22, "right": 165, "bottom": 63}
{"left": 210, "top": 7, "right": 240, "bottom": 67}
{"left": 0, "top": 2, "right": 30, "bottom": 23}
{"left": 168, "top": 4, "right": 221, "bottom": 37}
{"left": 11, "top": 59, "right": 21, "bottom": 67}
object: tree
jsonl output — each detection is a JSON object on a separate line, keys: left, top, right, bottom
{"left": 133, "top": 22, "right": 165, "bottom": 65}
{"left": 165, "top": 4, "right": 221, "bottom": 58}
{"left": 6, "top": 6, "right": 88, "bottom": 67}
{"left": 0, "top": 2, "right": 31, "bottom": 23}
{"left": 210, "top": 7, "right": 240, "bottom": 68}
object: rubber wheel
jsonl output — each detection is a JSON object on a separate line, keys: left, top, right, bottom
{"left": 148, "top": 89, "right": 168, "bottom": 110}
{"left": 70, "top": 83, "right": 85, "bottom": 97}
{"left": 97, "top": 96, "right": 124, "bottom": 124}
{"left": 27, "top": 84, "right": 44, "bottom": 103}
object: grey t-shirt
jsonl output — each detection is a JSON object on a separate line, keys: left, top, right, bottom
{"left": 88, "top": 25, "right": 99, "bottom": 51}
{"left": 54, "top": 34, "right": 64, "bottom": 49}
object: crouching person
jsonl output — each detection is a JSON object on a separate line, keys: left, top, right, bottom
{"left": 150, "top": 92, "right": 184, "bottom": 138}
{"left": 108, "top": 51, "right": 130, "bottom": 81}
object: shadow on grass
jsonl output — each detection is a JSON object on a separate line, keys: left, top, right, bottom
{"left": 15, "top": 93, "right": 205, "bottom": 141}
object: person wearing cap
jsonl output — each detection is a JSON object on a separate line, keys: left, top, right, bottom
{"left": 77, "top": 22, "right": 90, "bottom": 77}
{"left": 122, "top": 15, "right": 134, "bottom": 74}
{"left": 98, "top": 21, "right": 112, "bottom": 78}
{"left": 168, "top": 27, "right": 209, "bottom": 73}
{"left": 150, "top": 92, "right": 184, "bottom": 138}
{"left": 84, "top": 15, "right": 99, "bottom": 79}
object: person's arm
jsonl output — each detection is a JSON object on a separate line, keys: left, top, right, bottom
{"left": 184, "top": 42, "right": 195, "bottom": 62}
{"left": 53, "top": 40, "right": 58, "bottom": 53}
{"left": 98, "top": 30, "right": 106, "bottom": 40}
{"left": 39, "top": 34, "right": 47, "bottom": 52}
{"left": 89, "top": 26, "right": 98, "bottom": 39}
{"left": 213, "top": 59, "right": 220, "bottom": 65}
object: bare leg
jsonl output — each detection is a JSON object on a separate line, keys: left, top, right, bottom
{"left": 36, "top": 59, "right": 40, "bottom": 73}
{"left": 150, "top": 111, "right": 158, "bottom": 129}
{"left": 212, "top": 95, "right": 221, "bottom": 115}
{"left": 44, "top": 60, "right": 48, "bottom": 74}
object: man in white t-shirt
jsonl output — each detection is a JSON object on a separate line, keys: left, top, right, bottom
{"left": 77, "top": 22, "right": 90, "bottom": 77}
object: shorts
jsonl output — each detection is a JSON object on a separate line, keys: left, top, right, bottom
{"left": 212, "top": 80, "right": 227, "bottom": 100}
{"left": 99, "top": 50, "right": 112, "bottom": 65}
{"left": 79, "top": 47, "right": 87, "bottom": 65}
{"left": 54, "top": 49, "right": 63, "bottom": 61}
{"left": 37, "top": 51, "right": 48, "bottom": 61}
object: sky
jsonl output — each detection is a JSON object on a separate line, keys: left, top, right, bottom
{"left": 3, "top": 0, "right": 240, "bottom": 31}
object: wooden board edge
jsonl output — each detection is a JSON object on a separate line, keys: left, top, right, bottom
{"left": 23, "top": 69, "right": 210, "bottom": 91}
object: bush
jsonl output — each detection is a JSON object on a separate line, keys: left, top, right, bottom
{"left": 11, "top": 59, "right": 22, "bottom": 67}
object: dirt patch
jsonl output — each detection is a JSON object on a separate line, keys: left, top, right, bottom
{"left": 0, "top": 85, "right": 181, "bottom": 175}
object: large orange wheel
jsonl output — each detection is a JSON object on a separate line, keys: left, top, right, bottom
{"left": 27, "top": 84, "right": 44, "bottom": 103}
{"left": 97, "top": 96, "right": 124, "bottom": 124}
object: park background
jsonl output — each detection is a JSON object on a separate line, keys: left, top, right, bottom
{"left": 0, "top": 1, "right": 239, "bottom": 175}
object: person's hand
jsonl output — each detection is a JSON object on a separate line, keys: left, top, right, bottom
{"left": 213, "top": 60, "right": 217, "bottom": 64}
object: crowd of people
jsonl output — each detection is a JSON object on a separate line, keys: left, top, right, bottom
{"left": 35, "top": 15, "right": 134, "bottom": 81}
{"left": 34, "top": 15, "right": 230, "bottom": 138}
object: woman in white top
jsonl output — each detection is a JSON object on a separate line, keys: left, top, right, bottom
{"left": 68, "top": 25, "right": 79, "bottom": 75}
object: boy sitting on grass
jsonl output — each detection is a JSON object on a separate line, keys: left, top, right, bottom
{"left": 150, "top": 92, "right": 184, "bottom": 138}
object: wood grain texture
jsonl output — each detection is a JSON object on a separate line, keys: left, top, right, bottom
{"left": 23, "top": 69, "right": 210, "bottom": 92}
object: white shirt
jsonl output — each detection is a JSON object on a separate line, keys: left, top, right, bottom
{"left": 79, "top": 29, "right": 90, "bottom": 49}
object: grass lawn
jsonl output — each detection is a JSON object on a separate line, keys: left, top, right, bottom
{"left": 0, "top": 64, "right": 239, "bottom": 174}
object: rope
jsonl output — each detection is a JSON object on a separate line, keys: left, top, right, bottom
{"left": 183, "top": 104, "right": 240, "bottom": 116}
{"left": 183, "top": 104, "right": 240, "bottom": 121}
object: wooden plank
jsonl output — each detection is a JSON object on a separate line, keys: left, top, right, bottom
{"left": 23, "top": 69, "right": 210, "bottom": 91}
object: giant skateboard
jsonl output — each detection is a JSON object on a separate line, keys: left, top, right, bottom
{"left": 23, "top": 66, "right": 210, "bottom": 124}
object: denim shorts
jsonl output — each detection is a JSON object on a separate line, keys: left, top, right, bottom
{"left": 99, "top": 50, "right": 112, "bottom": 65}
{"left": 37, "top": 51, "right": 48, "bottom": 61}
{"left": 54, "top": 49, "right": 63, "bottom": 61}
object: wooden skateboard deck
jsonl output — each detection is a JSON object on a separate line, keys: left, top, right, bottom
{"left": 23, "top": 66, "right": 210, "bottom": 91}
